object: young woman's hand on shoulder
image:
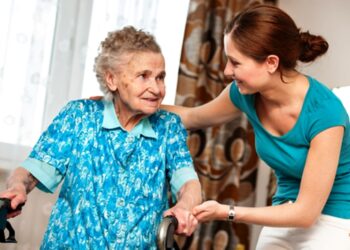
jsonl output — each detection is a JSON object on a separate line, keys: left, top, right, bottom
{"left": 162, "top": 84, "right": 240, "bottom": 130}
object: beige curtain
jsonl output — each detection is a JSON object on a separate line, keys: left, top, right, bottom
{"left": 175, "top": 0, "right": 263, "bottom": 249}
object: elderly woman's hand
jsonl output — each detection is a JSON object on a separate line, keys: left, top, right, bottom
{"left": 163, "top": 204, "right": 198, "bottom": 237}
{"left": 0, "top": 185, "right": 27, "bottom": 218}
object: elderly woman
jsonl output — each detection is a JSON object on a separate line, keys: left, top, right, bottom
{"left": 0, "top": 26, "right": 201, "bottom": 249}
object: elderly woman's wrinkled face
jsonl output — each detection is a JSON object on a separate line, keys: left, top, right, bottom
{"left": 107, "top": 51, "right": 166, "bottom": 116}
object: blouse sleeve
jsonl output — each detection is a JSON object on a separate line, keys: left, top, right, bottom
{"left": 165, "top": 114, "right": 198, "bottom": 198}
{"left": 21, "top": 100, "right": 82, "bottom": 192}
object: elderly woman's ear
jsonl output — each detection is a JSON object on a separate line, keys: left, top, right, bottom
{"left": 105, "top": 71, "right": 118, "bottom": 92}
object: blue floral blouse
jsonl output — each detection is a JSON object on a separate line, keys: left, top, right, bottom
{"left": 22, "top": 99, "right": 198, "bottom": 249}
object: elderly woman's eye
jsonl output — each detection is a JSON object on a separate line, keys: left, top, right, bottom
{"left": 139, "top": 73, "right": 147, "bottom": 79}
{"left": 157, "top": 74, "right": 166, "bottom": 81}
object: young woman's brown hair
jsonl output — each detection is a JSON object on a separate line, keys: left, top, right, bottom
{"left": 224, "top": 5, "right": 328, "bottom": 78}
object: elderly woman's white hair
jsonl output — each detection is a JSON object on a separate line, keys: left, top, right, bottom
{"left": 94, "top": 26, "right": 162, "bottom": 101}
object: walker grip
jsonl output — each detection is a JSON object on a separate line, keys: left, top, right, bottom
{"left": 157, "top": 215, "right": 179, "bottom": 250}
{"left": 0, "top": 198, "right": 24, "bottom": 243}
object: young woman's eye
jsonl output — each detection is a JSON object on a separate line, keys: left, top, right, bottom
{"left": 230, "top": 60, "right": 239, "bottom": 67}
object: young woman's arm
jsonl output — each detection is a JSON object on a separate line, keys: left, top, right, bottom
{"left": 162, "top": 84, "right": 241, "bottom": 130}
{"left": 193, "top": 126, "right": 344, "bottom": 227}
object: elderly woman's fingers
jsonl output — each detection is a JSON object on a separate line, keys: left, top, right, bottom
{"left": 175, "top": 211, "right": 199, "bottom": 236}
{"left": 188, "top": 214, "right": 198, "bottom": 235}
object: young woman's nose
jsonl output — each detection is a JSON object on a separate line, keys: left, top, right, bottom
{"left": 223, "top": 63, "right": 235, "bottom": 80}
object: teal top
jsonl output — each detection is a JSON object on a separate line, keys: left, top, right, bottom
{"left": 229, "top": 76, "right": 350, "bottom": 218}
{"left": 21, "top": 99, "right": 198, "bottom": 249}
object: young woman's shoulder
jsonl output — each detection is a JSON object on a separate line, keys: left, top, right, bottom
{"left": 306, "top": 76, "right": 346, "bottom": 114}
{"left": 304, "top": 76, "right": 349, "bottom": 140}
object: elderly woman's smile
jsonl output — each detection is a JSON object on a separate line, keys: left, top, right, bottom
{"left": 106, "top": 51, "right": 166, "bottom": 129}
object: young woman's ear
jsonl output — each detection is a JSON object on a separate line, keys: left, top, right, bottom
{"left": 105, "top": 71, "right": 118, "bottom": 91}
{"left": 265, "top": 55, "right": 279, "bottom": 74}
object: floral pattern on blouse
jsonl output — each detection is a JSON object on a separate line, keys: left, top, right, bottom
{"left": 23, "top": 99, "right": 197, "bottom": 250}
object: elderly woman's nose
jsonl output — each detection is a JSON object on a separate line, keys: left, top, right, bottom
{"left": 148, "top": 78, "right": 161, "bottom": 93}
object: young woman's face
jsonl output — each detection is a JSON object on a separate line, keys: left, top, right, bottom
{"left": 223, "top": 34, "right": 271, "bottom": 94}
{"left": 108, "top": 51, "right": 166, "bottom": 116}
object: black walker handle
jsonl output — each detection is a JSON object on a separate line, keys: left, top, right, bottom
{"left": 157, "top": 215, "right": 180, "bottom": 250}
{"left": 0, "top": 198, "right": 24, "bottom": 243}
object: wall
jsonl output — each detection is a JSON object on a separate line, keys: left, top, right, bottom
{"left": 279, "top": 0, "right": 350, "bottom": 88}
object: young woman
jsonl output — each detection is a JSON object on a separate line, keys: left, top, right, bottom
{"left": 164, "top": 4, "right": 350, "bottom": 249}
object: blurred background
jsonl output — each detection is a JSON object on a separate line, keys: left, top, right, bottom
{"left": 0, "top": 0, "right": 349, "bottom": 249}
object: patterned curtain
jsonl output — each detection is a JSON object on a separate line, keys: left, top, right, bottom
{"left": 175, "top": 0, "right": 260, "bottom": 249}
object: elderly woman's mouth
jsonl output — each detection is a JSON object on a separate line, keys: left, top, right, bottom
{"left": 143, "top": 97, "right": 160, "bottom": 103}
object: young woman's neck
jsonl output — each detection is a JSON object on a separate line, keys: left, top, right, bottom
{"left": 259, "top": 71, "right": 308, "bottom": 108}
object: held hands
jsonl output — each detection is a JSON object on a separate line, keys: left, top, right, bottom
{"left": 163, "top": 204, "right": 198, "bottom": 236}
{"left": 192, "top": 200, "right": 228, "bottom": 222}
{"left": 163, "top": 200, "right": 229, "bottom": 236}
